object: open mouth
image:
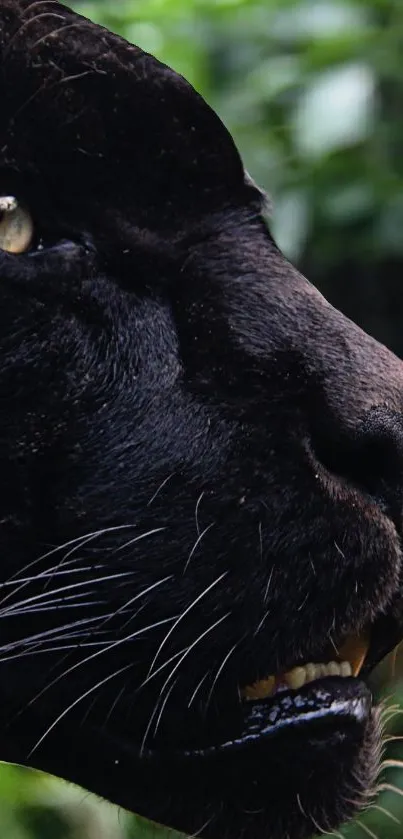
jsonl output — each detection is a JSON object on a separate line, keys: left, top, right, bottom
{"left": 90, "top": 608, "right": 403, "bottom": 774}
{"left": 240, "top": 629, "right": 369, "bottom": 700}
{"left": 155, "top": 612, "right": 403, "bottom": 761}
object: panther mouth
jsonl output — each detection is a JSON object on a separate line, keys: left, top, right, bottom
{"left": 240, "top": 629, "right": 369, "bottom": 700}
{"left": 158, "top": 612, "right": 402, "bottom": 760}
{"left": 185, "top": 629, "right": 373, "bottom": 760}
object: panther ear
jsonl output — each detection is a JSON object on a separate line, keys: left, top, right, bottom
{"left": 0, "top": 0, "right": 255, "bottom": 226}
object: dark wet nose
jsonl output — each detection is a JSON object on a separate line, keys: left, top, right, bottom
{"left": 313, "top": 405, "right": 403, "bottom": 528}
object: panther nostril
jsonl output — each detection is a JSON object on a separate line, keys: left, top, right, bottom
{"left": 313, "top": 406, "right": 403, "bottom": 528}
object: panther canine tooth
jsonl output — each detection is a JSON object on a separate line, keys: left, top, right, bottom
{"left": 336, "top": 631, "right": 370, "bottom": 676}
{"left": 241, "top": 675, "right": 276, "bottom": 700}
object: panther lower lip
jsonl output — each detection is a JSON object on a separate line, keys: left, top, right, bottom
{"left": 172, "top": 677, "right": 373, "bottom": 761}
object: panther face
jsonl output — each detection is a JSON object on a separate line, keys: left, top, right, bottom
{"left": 1, "top": 2, "right": 403, "bottom": 838}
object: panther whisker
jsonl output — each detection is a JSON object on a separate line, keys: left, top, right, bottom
{"left": 152, "top": 677, "right": 178, "bottom": 739}
{"left": 119, "top": 602, "right": 148, "bottom": 634}
{"left": 258, "top": 520, "right": 263, "bottom": 563}
{"left": 147, "top": 473, "right": 175, "bottom": 506}
{"left": 328, "top": 634, "right": 339, "bottom": 656}
{"left": 263, "top": 566, "right": 274, "bottom": 604}
{"left": 187, "top": 671, "right": 211, "bottom": 709}
{"left": 296, "top": 793, "right": 307, "bottom": 818}
{"left": 140, "top": 679, "right": 176, "bottom": 754}
{"left": 79, "top": 690, "right": 102, "bottom": 729}
{"left": 297, "top": 591, "right": 310, "bottom": 612}
{"left": 1, "top": 590, "right": 101, "bottom": 610}
{"left": 28, "top": 662, "right": 134, "bottom": 756}
{"left": 379, "top": 708, "right": 403, "bottom": 725}
{"left": 334, "top": 541, "right": 346, "bottom": 560}
{"left": 308, "top": 814, "right": 336, "bottom": 837}
{"left": 22, "top": 616, "right": 177, "bottom": 714}
{"left": 0, "top": 571, "right": 133, "bottom": 615}
{"left": 379, "top": 693, "right": 399, "bottom": 707}
{"left": 0, "top": 565, "right": 92, "bottom": 610}
{"left": 5, "top": 524, "right": 137, "bottom": 585}
{"left": 381, "top": 759, "right": 403, "bottom": 770}
{"left": 186, "top": 814, "right": 217, "bottom": 839}
{"left": 140, "top": 613, "right": 231, "bottom": 754}
{"left": 139, "top": 647, "right": 189, "bottom": 690}
{"left": 371, "top": 804, "right": 400, "bottom": 825}
{"left": 153, "top": 613, "right": 231, "bottom": 706}
{"left": 0, "top": 638, "right": 93, "bottom": 662}
{"left": 102, "top": 683, "right": 128, "bottom": 730}
{"left": 0, "top": 614, "right": 113, "bottom": 653}
{"left": 253, "top": 607, "right": 271, "bottom": 638}
{"left": 195, "top": 491, "right": 204, "bottom": 537}
{"left": 147, "top": 571, "right": 228, "bottom": 676}
{"left": 3, "top": 597, "right": 106, "bottom": 615}
{"left": 354, "top": 819, "right": 380, "bottom": 839}
{"left": 0, "top": 561, "right": 92, "bottom": 590}
{"left": 205, "top": 641, "right": 240, "bottom": 711}
{"left": 0, "top": 643, "right": 98, "bottom": 664}
{"left": 378, "top": 782, "right": 403, "bottom": 798}
{"left": 110, "top": 527, "right": 166, "bottom": 555}
{"left": 183, "top": 522, "right": 214, "bottom": 574}
{"left": 96, "top": 575, "right": 174, "bottom": 630}
{"left": 0, "top": 636, "right": 116, "bottom": 662}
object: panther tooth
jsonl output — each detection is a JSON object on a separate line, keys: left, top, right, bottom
{"left": 336, "top": 632, "right": 369, "bottom": 676}
{"left": 241, "top": 659, "right": 354, "bottom": 700}
{"left": 284, "top": 666, "right": 306, "bottom": 690}
{"left": 305, "top": 662, "right": 316, "bottom": 682}
{"left": 241, "top": 675, "right": 276, "bottom": 700}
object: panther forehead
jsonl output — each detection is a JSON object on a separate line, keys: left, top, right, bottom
{"left": 0, "top": 0, "right": 253, "bottom": 224}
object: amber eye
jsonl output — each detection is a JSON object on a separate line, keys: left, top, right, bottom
{"left": 0, "top": 196, "right": 34, "bottom": 254}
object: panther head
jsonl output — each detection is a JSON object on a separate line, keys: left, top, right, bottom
{"left": 0, "top": 2, "right": 403, "bottom": 838}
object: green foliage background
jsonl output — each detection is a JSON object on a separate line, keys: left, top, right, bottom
{"left": 2, "top": 1, "right": 403, "bottom": 837}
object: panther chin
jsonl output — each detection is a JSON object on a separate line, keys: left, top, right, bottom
{"left": 75, "top": 616, "right": 398, "bottom": 839}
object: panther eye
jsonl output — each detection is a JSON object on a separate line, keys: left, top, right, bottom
{"left": 0, "top": 196, "right": 34, "bottom": 254}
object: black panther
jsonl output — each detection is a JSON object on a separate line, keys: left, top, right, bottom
{"left": 1, "top": 2, "right": 403, "bottom": 838}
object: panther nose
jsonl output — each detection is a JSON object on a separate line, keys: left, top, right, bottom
{"left": 353, "top": 407, "right": 403, "bottom": 516}
{"left": 313, "top": 405, "right": 403, "bottom": 528}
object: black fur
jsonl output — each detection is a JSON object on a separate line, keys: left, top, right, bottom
{"left": 0, "top": 3, "right": 403, "bottom": 838}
